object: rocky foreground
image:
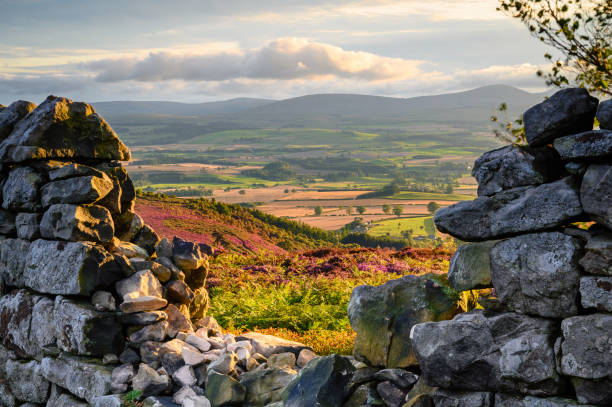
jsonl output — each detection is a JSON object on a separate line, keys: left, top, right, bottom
{"left": 0, "top": 89, "right": 610, "bottom": 407}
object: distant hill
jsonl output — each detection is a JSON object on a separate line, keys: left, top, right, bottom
{"left": 93, "top": 97, "right": 274, "bottom": 118}
{"left": 225, "top": 85, "right": 548, "bottom": 128}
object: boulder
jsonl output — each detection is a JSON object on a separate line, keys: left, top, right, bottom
{"left": 205, "top": 371, "right": 247, "bottom": 406}
{"left": 579, "top": 232, "right": 612, "bottom": 275}
{"left": 53, "top": 295, "right": 124, "bottom": 355}
{"left": 283, "top": 355, "right": 355, "bottom": 407}
{"left": 596, "top": 98, "right": 612, "bottom": 130}
{"left": 41, "top": 354, "right": 114, "bottom": 403}
{"left": 348, "top": 274, "right": 459, "bottom": 368}
{"left": 40, "top": 204, "right": 114, "bottom": 242}
{"left": 579, "top": 276, "right": 612, "bottom": 312}
{"left": 116, "top": 269, "right": 163, "bottom": 300}
{"left": 0, "top": 209, "right": 16, "bottom": 236}
{"left": 434, "top": 177, "right": 583, "bottom": 241}
{"left": 15, "top": 212, "right": 40, "bottom": 239}
{"left": 2, "top": 166, "right": 43, "bottom": 211}
{"left": 490, "top": 232, "right": 582, "bottom": 318}
{"left": 164, "top": 303, "right": 194, "bottom": 337}
{"left": 173, "top": 237, "right": 207, "bottom": 271}
{"left": 411, "top": 310, "right": 564, "bottom": 396}
{"left": 0, "top": 100, "right": 37, "bottom": 140}
{"left": 155, "top": 237, "right": 173, "bottom": 258}
{"left": 24, "top": 239, "right": 121, "bottom": 295}
{"left": 93, "top": 395, "right": 123, "bottom": 407}
{"left": 240, "top": 367, "right": 296, "bottom": 406}
{"left": 172, "top": 365, "right": 197, "bottom": 387}
{"left": 374, "top": 369, "right": 418, "bottom": 390}
{"left": 523, "top": 88, "right": 599, "bottom": 146}
{"left": 0, "top": 95, "right": 130, "bottom": 162}
{"left": 581, "top": 164, "right": 612, "bottom": 229}
{"left": 0, "top": 289, "right": 55, "bottom": 359}
{"left": 448, "top": 241, "right": 495, "bottom": 291}
{"left": 296, "top": 349, "right": 317, "bottom": 368}
{"left": 495, "top": 393, "right": 598, "bottom": 407}
{"left": 559, "top": 314, "right": 612, "bottom": 380}
{"left": 553, "top": 130, "right": 612, "bottom": 159}
{"left": 268, "top": 352, "right": 296, "bottom": 370}
{"left": 208, "top": 352, "right": 238, "bottom": 375}
{"left": 41, "top": 174, "right": 114, "bottom": 207}
{"left": 47, "top": 385, "right": 90, "bottom": 407}
{"left": 472, "top": 145, "right": 563, "bottom": 196}
{"left": 91, "top": 290, "right": 116, "bottom": 311}
{"left": 4, "top": 359, "right": 50, "bottom": 403}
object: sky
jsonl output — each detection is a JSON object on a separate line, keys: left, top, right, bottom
{"left": 0, "top": 0, "right": 554, "bottom": 104}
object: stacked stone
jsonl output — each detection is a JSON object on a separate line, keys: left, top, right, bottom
{"left": 0, "top": 96, "right": 329, "bottom": 407}
{"left": 410, "top": 88, "right": 612, "bottom": 406}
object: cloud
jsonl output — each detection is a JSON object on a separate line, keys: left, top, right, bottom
{"left": 85, "top": 38, "right": 430, "bottom": 83}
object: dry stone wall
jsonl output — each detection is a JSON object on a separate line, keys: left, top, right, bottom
{"left": 0, "top": 96, "right": 318, "bottom": 407}
{"left": 409, "top": 89, "right": 612, "bottom": 406}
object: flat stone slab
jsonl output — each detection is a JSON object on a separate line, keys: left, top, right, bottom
{"left": 434, "top": 177, "right": 583, "bottom": 241}
{"left": 553, "top": 130, "right": 612, "bottom": 160}
{"left": 40, "top": 204, "right": 114, "bottom": 242}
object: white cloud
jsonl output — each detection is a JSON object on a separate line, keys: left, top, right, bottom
{"left": 84, "top": 38, "right": 431, "bottom": 83}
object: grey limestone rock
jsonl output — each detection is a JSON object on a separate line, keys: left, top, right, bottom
{"left": 523, "top": 88, "right": 598, "bottom": 146}
{"left": 579, "top": 232, "right": 612, "bottom": 276}
{"left": 41, "top": 354, "right": 114, "bottom": 403}
{"left": 493, "top": 393, "right": 593, "bottom": 407}
{"left": 347, "top": 274, "right": 460, "bottom": 368}
{"left": 559, "top": 314, "right": 612, "bottom": 380}
{"left": 554, "top": 130, "right": 612, "bottom": 160}
{"left": 173, "top": 236, "right": 208, "bottom": 271}
{"left": 0, "top": 100, "right": 37, "bottom": 141}
{"left": 579, "top": 276, "right": 612, "bottom": 312}
{"left": 472, "top": 145, "right": 563, "bottom": 196}
{"left": 490, "top": 232, "right": 582, "bottom": 318}
{"left": 47, "top": 161, "right": 106, "bottom": 181}
{"left": 40, "top": 203, "right": 114, "bottom": 242}
{"left": 596, "top": 98, "right": 612, "bottom": 130}
{"left": 133, "top": 223, "right": 160, "bottom": 255}
{"left": 205, "top": 371, "right": 247, "bottom": 407}
{"left": 53, "top": 295, "right": 124, "bottom": 356}
{"left": 15, "top": 212, "right": 40, "bottom": 239}
{"left": 434, "top": 177, "right": 583, "bottom": 241}
{"left": 2, "top": 166, "right": 43, "bottom": 211}
{"left": 581, "top": 164, "right": 612, "bottom": 229}
{"left": 570, "top": 376, "right": 612, "bottom": 405}
{"left": 24, "top": 239, "right": 121, "bottom": 295}
{"left": 240, "top": 367, "right": 297, "bottom": 406}
{"left": 41, "top": 174, "right": 114, "bottom": 207}
{"left": 0, "top": 209, "right": 16, "bottom": 235}
{"left": 0, "top": 95, "right": 130, "bottom": 163}
{"left": 4, "top": 359, "right": 50, "bottom": 403}
{"left": 431, "top": 389, "right": 493, "bottom": 407}
{"left": 132, "top": 363, "right": 171, "bottom": 398}
{"left": 411, "top": 310, "right": 564, "bottom": 396}
{"left": 448, "top": 241, "right": 496, "bottom": 291}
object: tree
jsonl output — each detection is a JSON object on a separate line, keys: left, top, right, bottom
{"left": 498, "top": 0, "right": 611, "bottom": 96}
{"left": 314, "top": 206, "right": 323, "bottom": 216}
{"left": 382, "top": 204, "right": 392, "bottom": 215}
{"left": 392, "top": 205, "right": 403, "bottom": 217}
{"left": 427, "top": 201, "right": 441, "bottom": 214}
{"left": 345, "top": 206, "right": 353, "bottom": 215}
{"left": 356, "top": 206, "right": 366, "bottom": 215}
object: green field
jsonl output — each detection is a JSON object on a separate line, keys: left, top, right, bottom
{"left": 368, "top": 216, "right": 437, "bottom": 238}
